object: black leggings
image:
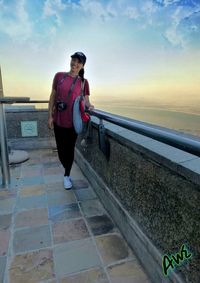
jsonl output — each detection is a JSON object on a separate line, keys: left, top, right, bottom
{"left": 53, "top": 123, "right": 77, "bottom": 176}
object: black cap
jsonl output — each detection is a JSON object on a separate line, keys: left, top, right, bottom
{"left": 71, "top": 52, "right": 86, "bottom": 65}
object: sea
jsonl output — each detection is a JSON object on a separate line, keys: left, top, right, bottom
{"left": 95, "top": 104, "right": 200, "bottom": 139}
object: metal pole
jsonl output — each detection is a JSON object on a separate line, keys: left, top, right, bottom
{"left": 0, "top": 66, "right": 10, "bottom": 188}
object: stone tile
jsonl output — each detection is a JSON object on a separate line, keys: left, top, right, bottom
{"left": 44, "top": 166, "right": 63, "bottom": 175}
{"left": 9, "top": 249, "right": 55, "bottom": 283}
{"left": 80, "top": 199, "right": 106, "bottom": 217}
{"left": 19, "top": 184, "right": 45, "bottom": 197}
{"left": 23, "top": 157, "right": 42, "bottom": 166}
{"left": 60, "top": 267, "right": 109, "bottom": 283}
{"left": 0, "top": 214, "right": 12, "bottom": 229}
{"left": 21, "top": 167, "right": 43, "bottom": 177}
{"left": 0, "top": 198, "right": 16, "bottom": 215}
{"left": 0, "top": 229, "right": 10, "bottom": 256}
{"left": 39, "top": 280, "right": 56, "bottom": 283}
{"left": 44, "top": 174, "right": 64, "bottom": 184}
{"left": 13, "top": 225, "right": 52, "bottom": 254}
{"left": 72, "top": 179, "right": 89, "bottom": 189}
{"left": 95, "top": 234, "right": 132, "bottom": 265}
{"left": 52, "top": 219, "right": 89, "bottom": 244}
{"left": 107, "top": 260, "right": 150, "bottom": 283}
{"left": 86, "top": 215, "right": 115, "bottom": 236}
{"left": 15, "top": 208, "right": 49, "bottom": 228}
{"left": 53, "top": 239, "right": 101, "bottom": 277}
{"left": 0, "top": 256, "right": 6, "bottom": 283}
{"left": 43, "top": 161, "right": 61, "bottom": 168}
{"left": 47, "top": 191, "right": 76, "bottom": 206}
{"left": 74, "top": 188, "right": 97, "bottom": 201}
{"left": 15, "top": 195, "right": 47, "bottom": 211}
{"left": 48, "top": 203, "right": 81, "bottom": 222}
{"left": 0, "top": 190, "right": 16, "bottom": 200}
{"left": 19, "top": 175, "right": 44, "bottom": 187}
{"left": 46, "top": 182, "right": 65, "bottom": 193}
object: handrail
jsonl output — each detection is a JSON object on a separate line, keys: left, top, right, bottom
{"left": 90, "top": 109, "right": 200, "bottom": 158}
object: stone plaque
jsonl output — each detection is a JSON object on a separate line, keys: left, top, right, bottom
{"left": 21, "top": 121, "right": 38, "bottom": 137}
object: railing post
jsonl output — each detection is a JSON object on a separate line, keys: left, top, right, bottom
{"left": 0, "top": 66, "right": 10, "bottom": 188}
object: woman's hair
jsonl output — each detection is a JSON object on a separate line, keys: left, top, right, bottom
{"left": 79, "top": 68, "right": 84, "bottom": 82}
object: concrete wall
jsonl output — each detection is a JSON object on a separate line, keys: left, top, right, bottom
{"left": 75, "top": 117, "right": 200, "bottom": 283}
{"left": 5, "top": 108, "right": 56, "bottom": 149}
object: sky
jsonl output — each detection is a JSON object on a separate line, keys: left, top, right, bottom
{"left": 0, "top": 0, "right": 200, "bottom": 114}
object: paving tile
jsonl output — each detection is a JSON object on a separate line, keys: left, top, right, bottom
{"left": 107, "top": 260, "right": 150, "bottom": 283}
{"left": 60, "top": 267, "right": 109, "bottom": 283}
{"left": 47, "top": 191, "right": 76, "bottom": 206}
{"left": 0, "top": 190, "right": 16, "bottom": 200}
{"left": 13, "top": 225, "right": 52, "bottom": 254}
{"left": 52, "top": 219, "right": 89, "bottom": 244}
{"left": 15, "top": 194, "right": 47, "bottom": 211}
{"left": 0, "top": 198, "right": 16, "bottom": 215}
{"left": 0, "top": 214, "right": 12, "bottom": 229}
{"left": 9, "top": 249, "right": 55, "bottom": 283}
{"left": 86, "top": 215, "right": 115, "bottom": 236}
{"left": 19, "top": 175, "right": 44, "bottom": 187}
{"left": 72, "top": 179, "right": 89, "bottom": 189}
{"left": 44, "top": 166, "right": 63, "bottom": 175}
{"left": 19, "top": 184, "right": 45, "bottom": 197}
{"left": 43, "top": 161, "right": 61, "bottom": 168}
{"left": 0, "top": 256, "right": 6, "bottom": 283}
{"left": 15, "top": 208, "right": 49, "bottom": 228}
{"left": 53, "top": 239, "right": 101, "bottom": 277}
{"left": 21, "top": 167, "right": 43, "bottom": 177}
{"left": 48, "top": 203, "right": 81, "bottom": 222}
{"left": 80, "top": 199, "right": 106, "bottom": 217}
{"left": 39, "top": 280, "right": 57, "bottom": 283}
{"left": 44, "top": 174, "right": 64, "bottom": 184}
{"left": 74, "top": 188, "right": 97, "bottom": 201}
{"left": 46, "top": 182, "right": 65, "bottom": 193}
{"left": 23, "top": 157, "right": 42, "bottom": 166}
{"left": 0, "top": 229, "right": 10, "bottom": 256}
{"left": 95, "top": 234, "right": 132, "bottom": 265}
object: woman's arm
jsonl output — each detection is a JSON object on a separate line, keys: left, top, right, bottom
{"left": 48, "top": 89, "right": 56, "bottom": 129}
{"left": 85, "top": 94, "right": 94, "bottom": 111}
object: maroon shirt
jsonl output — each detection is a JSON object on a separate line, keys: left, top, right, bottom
{"left": 52, "top": 72, "right": 90, "bottom": 128}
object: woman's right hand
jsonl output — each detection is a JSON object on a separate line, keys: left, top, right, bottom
{"left": 48, "top": 116, "right": 54, "bottom": 129}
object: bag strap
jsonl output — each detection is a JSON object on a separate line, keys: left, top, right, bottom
{"left": 80, "top": 79, "right": 85, "bottom": 99}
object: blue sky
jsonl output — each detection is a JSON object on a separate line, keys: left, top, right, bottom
{"left": 0, "top": 0, "right": 199, "bottom": 112}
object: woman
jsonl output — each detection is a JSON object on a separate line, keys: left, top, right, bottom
{"left": 48, "top": 52, "right": 94, "bottom": 189}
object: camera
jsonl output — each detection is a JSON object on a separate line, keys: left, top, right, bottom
{"left": 56, "top": 101, "right": 67, "bottom": 111}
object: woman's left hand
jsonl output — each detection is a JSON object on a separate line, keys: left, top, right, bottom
{"left": 88, "top": 104, "right": 94, "bottom": 111}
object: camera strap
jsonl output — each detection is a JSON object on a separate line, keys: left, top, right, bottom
{"left": 56, "top": 74, "right": 78, "bottom": 103}
{"left": 66, "top": 76, "right": 78, "bottom": 102}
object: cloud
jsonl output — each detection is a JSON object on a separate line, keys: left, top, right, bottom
{"left": 76, "top": 0, "right": 117, "bottom": 21}
{"left": 0, "top": 0, "right": 32, "bottom": 41}
{"left": 123, "top": 6, "right": 140, "bottom": 20}
{"left": 163, "top": 4, "right": 200, "bottom": 47}
{"left": 42, "top": 0, "right": 67, "bottom": 26}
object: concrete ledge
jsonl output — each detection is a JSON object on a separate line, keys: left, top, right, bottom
{"left": 75, "top": 149, "right": 185, "bottom": 283}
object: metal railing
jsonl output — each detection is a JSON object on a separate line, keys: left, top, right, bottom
{"left": 91, "top": 109, "right": 200, "bottom": 158}
{"left": 1, "top": 100, "right": 200, "bottom": 187}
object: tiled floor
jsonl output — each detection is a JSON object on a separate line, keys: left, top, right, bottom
{"left": 0, "top": 149, "right": 151, "bottom": 283}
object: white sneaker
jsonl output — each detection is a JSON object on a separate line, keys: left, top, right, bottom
{"left": 64, "top": 176, "right": 72, "bottom": 190}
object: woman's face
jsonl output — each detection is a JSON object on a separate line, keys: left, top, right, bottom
{"left": 70, "top": 58, "right": 83, "bottom": 74}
